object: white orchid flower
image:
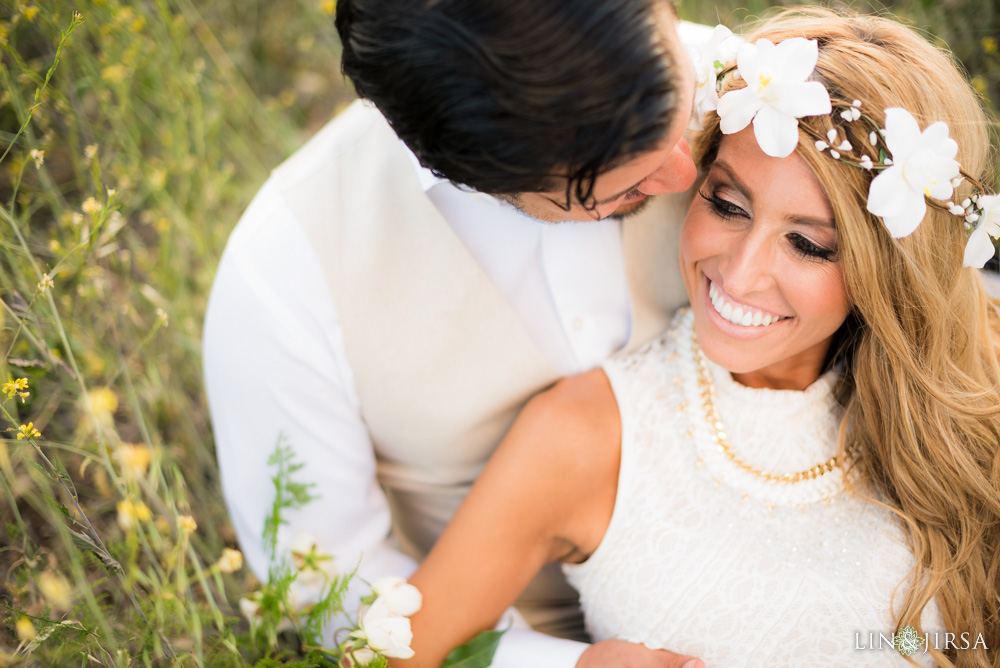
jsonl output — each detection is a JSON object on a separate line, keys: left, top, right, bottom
{"left": 688, "top": 25, "right": 744, "bottom": 131}
{"left": 964, "top": 194, "right": 1000, "bottom": 267}
{"left": 372, "top": 576, "right": 423, "bottom": 617}
{"left": 716, "top": 37, "right": 831, "bottom": 158}
{"left": 358, "top": 597, "right": 416, "bottom": 659}
{"left": 866, "top": 108, "right": 960, "bottom": 237}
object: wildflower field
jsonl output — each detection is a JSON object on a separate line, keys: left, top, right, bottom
{"left": 0, "top": 0, "right": 997, "bottom": 666}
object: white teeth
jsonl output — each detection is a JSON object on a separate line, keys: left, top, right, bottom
{"left": 708, "top": 280, "right": 784, "bottom": 328}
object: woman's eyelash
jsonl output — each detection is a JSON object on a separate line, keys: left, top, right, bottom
{"left": 699, "top": 189, "right": 747, "bottom": 221}
{"left": 700, "top": 188, "right": 838, "bottom": 262}
{"left": 788, "top": 233, "right": 837, "bottom": 262}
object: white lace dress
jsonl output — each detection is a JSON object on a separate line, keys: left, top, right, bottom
{"left": 563, "top": 309, "right": 944, "bottom": 666}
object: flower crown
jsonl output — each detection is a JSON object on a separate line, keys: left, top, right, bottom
{"left": 688, "top": 26, "right": 1000, "bottom": 268}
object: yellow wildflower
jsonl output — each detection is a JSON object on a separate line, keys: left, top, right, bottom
{"left": 69, "top": 212, "right": 84, "bottom": 226}
{"left": 319, "top": 0, "right": 336, "bottom": 15}
{"left": 22, "top": 6, "right": 39, "bottom": 21}
{"left": 15, "top": 616, "right": 36, "bottom": 641}
{"left": 29, "top": 148, "right": 44, "bottom": 168}
{"left": 117, "top": 499, "right": 152, "bottom": 530}
{"left": 37, "top": 273, "right": 54, "bottom": 292}
{"left": 101, "top": 64, "right": 127, "bottom": 85}
{"left": 17, "top": 423, "right": 41, "bottom": 440}
{"left": 215, "top": 548, "right": 244, "bottom": 574}
{"left": 82, "top": 197, "right": 101, "bottom": 215}
{"left": 116, "top": 443, "right": 152, "bottom": 477}
{"left": 3, "top": 378, "right": 29, "bottom": 403}
{"left": 983, "top": 37, "right": 998, "bottom": 54}
{"left": 84, "top": 144, "right": 98, "bottom": 163}
{"left": 39, "top": 571, "right": 73, "bottom": 611}
{"left": 178, "top": 515, "right": 197, "bottom": 534}
{"left": 87, "top": 386, "right": 118, "bottom": 425}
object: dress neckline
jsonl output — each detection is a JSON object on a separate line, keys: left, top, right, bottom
{"left": 674, "top": 309, "right": 849, "bottom": 506}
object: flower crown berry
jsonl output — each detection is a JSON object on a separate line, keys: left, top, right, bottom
{"left": 688, "top": 26, "right": 1000, "bottom": 268}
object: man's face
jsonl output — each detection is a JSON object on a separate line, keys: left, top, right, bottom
{"left": 509, "top": 14, "right": 697, "bottom": 223}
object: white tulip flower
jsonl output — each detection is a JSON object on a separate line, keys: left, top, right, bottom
{"left": 866, "top": 108, "right": 960, "bottom": 237}
{"left": 716, "top": 37, "right": 832, "bottom": 158}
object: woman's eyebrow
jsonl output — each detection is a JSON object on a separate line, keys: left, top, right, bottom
{"left": 710, "top": 160, "right": 751, "bottom": 202}
{"left": 713, "top": 159, "right": 835, "bottom": 229}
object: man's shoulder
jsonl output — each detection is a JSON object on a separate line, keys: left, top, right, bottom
{"left": 272, "top": 99, "right": 401, "bottom": 187}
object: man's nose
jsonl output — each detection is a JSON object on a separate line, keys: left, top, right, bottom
{"left": 638, "top": 138, "right": 697, "bottom": 195}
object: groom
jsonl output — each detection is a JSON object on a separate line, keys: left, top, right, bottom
{"left": 204, "top": 1, "right": 709, "bottom": 666}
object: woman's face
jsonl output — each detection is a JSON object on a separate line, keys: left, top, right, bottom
{"left": 680, "top": 127, "right": 850, "bottom": 390}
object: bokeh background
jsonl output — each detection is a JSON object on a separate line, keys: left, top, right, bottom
{"left": 0, "top": 0, "right": 997, "bottom": 664}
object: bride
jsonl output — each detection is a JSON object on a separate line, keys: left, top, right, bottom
{"left": 389, "top": 10, "right": 1000, "bottom": 668}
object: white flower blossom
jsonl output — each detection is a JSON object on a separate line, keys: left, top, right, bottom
{"left": 688, "top": 25, "right": 744, "bottom": 130}
{"left": 964, "top": 195, "right": 1000, "bottom": 267}
{"left": 372, "top": 576, "right": 423, "bottom": 617}
{"left": 859, "top": 155, "right": 874, "bottom": 170}
{"left": 717, "top": 37, "right": 831, "bottom": 158}
{"left": 358, "top": 597, "right": 416, "bottom": 659}
{"left": 866, "top": 108, "right": 960, "bottom": 237}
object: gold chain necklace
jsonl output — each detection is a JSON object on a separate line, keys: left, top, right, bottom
{"left": 691, "top": 335, "right": 844, "bottom": 485}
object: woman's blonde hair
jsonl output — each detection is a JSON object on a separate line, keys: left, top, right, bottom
{"left": 693, "top": 9, "right": 1000, "bottom": 667}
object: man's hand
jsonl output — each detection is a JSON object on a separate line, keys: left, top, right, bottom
{"left": 576, "top": 640, "right": 705, "bottom": 668}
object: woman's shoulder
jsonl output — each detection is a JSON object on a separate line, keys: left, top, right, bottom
{"left": 502, "top": 370, "right": 622, "bottom": 556}
{"left": 516, "top": 369, "right": 622, "bottom": 468}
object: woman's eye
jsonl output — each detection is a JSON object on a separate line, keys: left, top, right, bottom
{"left": 699, "top": 190, "right": 747, "bottom": 221}
{"left": 789, "top": 232, "right": 837, "bottom": 262}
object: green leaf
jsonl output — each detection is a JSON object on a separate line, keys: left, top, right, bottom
{"left": 442, "top": 629, "right": 506, "bottom": 668}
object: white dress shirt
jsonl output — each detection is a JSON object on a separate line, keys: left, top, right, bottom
{"left": 204, "top": 20, "right": 719, "bottom": 667}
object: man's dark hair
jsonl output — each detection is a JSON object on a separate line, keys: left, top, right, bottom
{"left": 335, "top": 0, "right": 682, "bottom": 207}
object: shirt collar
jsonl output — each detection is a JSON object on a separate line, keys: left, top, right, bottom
{"left": 407, "top": 145, "right": 505, "bottom": 206}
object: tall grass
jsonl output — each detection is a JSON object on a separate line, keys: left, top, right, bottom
{"left": 0, "top": 0, "right": 997, "bottom": 665}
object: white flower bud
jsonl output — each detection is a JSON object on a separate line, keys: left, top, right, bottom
{"left": 372, "top": 576, "right": 423, "bottom": 617}
{"left": 826, "top": 129, "right": 837, "bottom": 143}
{"left": 815, "top": 140, "right": 829, "bottom": 151}
{"left": 830, "top": 150, "right": 841, "bottom": 160}
{"left": 838, "top": 140, "right": 852, "bottom": 151}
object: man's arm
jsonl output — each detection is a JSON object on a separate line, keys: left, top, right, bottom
{"left": 202, "top": 179, "right": 590, "bottom": 665}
